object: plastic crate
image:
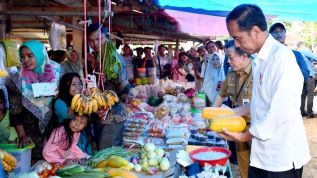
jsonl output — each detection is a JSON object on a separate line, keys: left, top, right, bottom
{"left": 0, "top": 161, "right": 5, "bottom": 178}
{"left": 0, "top": 144, "right": 32, "bottom": 176}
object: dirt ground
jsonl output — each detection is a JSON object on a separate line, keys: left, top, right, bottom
{"left": 230, "top": 117, "right": 317, "bottom": 178}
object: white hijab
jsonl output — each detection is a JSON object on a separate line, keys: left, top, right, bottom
{"left": 201, "top": 53, "right": 225, "bottom": 104}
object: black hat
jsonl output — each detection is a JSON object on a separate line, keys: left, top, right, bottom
{"left": 269, "top": 23, "right": 286, "bottom": 33}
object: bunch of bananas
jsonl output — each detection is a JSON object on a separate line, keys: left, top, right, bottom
{"left": 103, "top": 90, "right": 119, "bottom": 108}
{"left": 90, "top": 88, "right": 108, "bottom": 110}
{"left": 0, "top": 149, "right": 17, "bottom": 172}
{"left": 71, "top": 94, "right": 99, "bottom": 116}
{"left": 90, "top": 88, "right": 119, "bottom": 110}
{"left": 71, "top": 88, "right": 120, "bottom": 116}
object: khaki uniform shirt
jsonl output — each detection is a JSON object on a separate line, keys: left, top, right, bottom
{"left": 218, "top": 62, "right": 252, "bottom": 123}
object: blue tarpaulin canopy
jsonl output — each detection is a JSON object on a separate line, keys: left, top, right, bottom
{"left": 153, "top": 0, "right": 317, "bottom": 36}
{"left": 154, "top": 0, "right": 317, "bottom": 21}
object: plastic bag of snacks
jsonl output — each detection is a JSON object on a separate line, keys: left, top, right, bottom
{"left": 147, "top": 120, "right": 166, "bottom": 138}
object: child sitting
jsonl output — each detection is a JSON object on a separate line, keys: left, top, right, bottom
{"left": 43, "top": 114, "right": 91, "bottom": 164}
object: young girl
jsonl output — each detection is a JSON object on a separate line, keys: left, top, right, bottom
{"left": 53, "top": 73, "right": 92, "bottom": 155}
{"left": 54, "top": 73, "right": 83, "bottom": 123}
{"left": 43, "top": 114, "right": 90, "bottom": 164}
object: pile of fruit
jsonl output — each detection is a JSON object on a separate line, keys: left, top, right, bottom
{"left": 70, "top": 88, "right": 119, "bottom": 115}
{"left": 88, "top": 147, "right": 137, "bottom": 178}
{"left": 131, "top": 143, "right": 171, "bottom": 175}
{"left": 0, "top": 149, "right": 16, "bottom": 173}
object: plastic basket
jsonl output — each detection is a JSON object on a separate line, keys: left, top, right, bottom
{"left": 0, "top": 144, "right": 32, "bottom": 176}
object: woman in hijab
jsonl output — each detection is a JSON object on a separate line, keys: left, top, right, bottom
{"left": 62, "top": 49, "right": 83, "bottom": 78}
{"left": 201, "top": 53, "right": 225, "bottom": 105}
{"left": 6, "top": 40, "right": 62, "bottom": 160}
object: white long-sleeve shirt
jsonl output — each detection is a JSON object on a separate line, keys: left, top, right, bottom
{"left": 249, "top": 35, "right": 311, "bottom": 172}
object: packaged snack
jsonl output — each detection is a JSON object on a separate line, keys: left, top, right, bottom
{"left": 155, "top": 105, "right": 170, "bottom": 119}
{"left": 166, "top": 138, "right": 186, "bottom": 145}
{"left": 144, "top": 137, "right": 165, "bottom": 146}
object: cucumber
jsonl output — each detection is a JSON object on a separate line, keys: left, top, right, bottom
{"left": 56, "top": 164, "right": 85, "bottom": 176}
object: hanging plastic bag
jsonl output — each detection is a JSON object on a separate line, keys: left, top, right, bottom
{"left": 49, "top": 21, "right": 67, "bottom": 51}
{"left": 0, "top": 40, "right": 20, "bottom": 68}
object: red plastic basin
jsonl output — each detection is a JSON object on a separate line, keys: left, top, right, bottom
{"left": 189, "top": 147, "right": 231, "bottom": 167}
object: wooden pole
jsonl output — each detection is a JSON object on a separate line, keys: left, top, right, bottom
{"left": 72, "top": 17, "right": 83, "bottom": 62}
{"left": 0, "top": 1, "right": 6, "bottom": 40}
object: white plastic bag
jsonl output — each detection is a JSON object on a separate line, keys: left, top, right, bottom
{"left": 49, "top": 21, "right": 67, "bottom": 51}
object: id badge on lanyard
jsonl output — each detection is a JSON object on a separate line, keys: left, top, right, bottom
{"left": 242, "top": 87, "right": 249, "bottom": 105}
{"left": 242, "top": 98, "right": 250, "bottom": 105}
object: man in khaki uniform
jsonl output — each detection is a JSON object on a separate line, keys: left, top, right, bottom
{"left": 213, "top": 40, "right": 252, "bottom": 178}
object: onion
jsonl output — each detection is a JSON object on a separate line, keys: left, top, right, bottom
{"left": 130, "top": 156, "right": 139, "bottom": 164}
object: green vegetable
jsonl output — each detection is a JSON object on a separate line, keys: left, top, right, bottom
{"left": 88, "top": 146, "right": 131, "bottom": 168}
{"left": 140, "top": 160, "right": 149, "bottom": 171}
{"left": 62, "top": 172, "right": 109, "bottom": 178}
{"left": 56, "top": 164, "right": 85, "bottom": 176}
{"left": 147, "top": 151, "right": 157, "bottom": 159}
{"left": 148, "top": 158, "right": 159, "bottom": 167}
{"left": 155, "top": 148, "right": 165, "bottom": 158}
{"left": 101, "top": 40, "right": 122, "bottom": 80}
{"left": 134, "top": 164, "right": 142, "bottom": 172}
{"left": 144, "top": 143, "right": 156, "bottom": 152}
{"left": 84, "top": 167, "right": 107, "bottom": 173}
{"left": 159, "top": 159, "right": 170, "bottom": 171}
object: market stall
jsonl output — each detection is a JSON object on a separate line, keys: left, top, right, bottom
{"left": 0, "top": 78, "right": 247, "bottom": 178}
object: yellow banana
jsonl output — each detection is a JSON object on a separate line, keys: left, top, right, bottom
{"left": 106, "top": 93, "right": 114, "bottom": 106}
{"left": 78, "top": 98, "right": 85, "bottom": 116}
{"left": 88, "top": 99, "right": 93, "bottom": 114}
{"left": 107, "top": 90, "right": 119, "bottom": 102}
{"left": 101, "top": 94, "right": 108, "bottom": 108}
{"left": 71, "top": 94, "right": 81, "bottom": 110}
{"left": 92, "top": 98, "right": 99, "bottom": 113}
{"left": 93, "top": 94, "right": 104, "bottom": 107}
{"left": 75, "top": 97, "right": 83, "bottom": 112}
{"left": 90, "top": 87, "right": 99, "bottom": 96}
{"left": 83, "top": 98, "right": 90, "bottom": 114}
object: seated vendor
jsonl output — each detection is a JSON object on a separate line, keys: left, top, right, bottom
{"left": 43, "top": 114, "right": 91, "bottom": 164}
{"left": 0, "top": 87, "right": 18, "bottom": 143}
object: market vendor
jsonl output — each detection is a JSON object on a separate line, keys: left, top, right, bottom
{"left": 219, "top": 4, "right": 310, "bottom": 178}
{"left": 0, "top": 88, "right": 18, "bottom": 143}
{"left": 86, "top": 23, "right": 131, "bottom": 150}
{"left": 6, "top": 40, "right": 62, "bottom": 160}
{"left": 213, "top": 40, "right": 252, "bottom": 178}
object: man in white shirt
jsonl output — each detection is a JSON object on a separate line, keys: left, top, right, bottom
{"left": 220, "top": 4, "right": 311, "bottom": 178}
{"left": 155, "top": 44, "right": 171, "bottom": 79}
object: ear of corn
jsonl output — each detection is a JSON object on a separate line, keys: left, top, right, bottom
{"left": 0, "top": 149, "right": 17, "bottom": 172}
{"left": 2, "top": 161, "right": 13, "bottom": 172}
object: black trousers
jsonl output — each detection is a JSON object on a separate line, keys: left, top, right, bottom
{"left": 248, "top": 166, "right": 303, "bottom": 178}
{"left": 300, "top": 77, "right": 315, "bottom": 115}
{"left": 93, "top": 121, "right": 125, "bottom": 150}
